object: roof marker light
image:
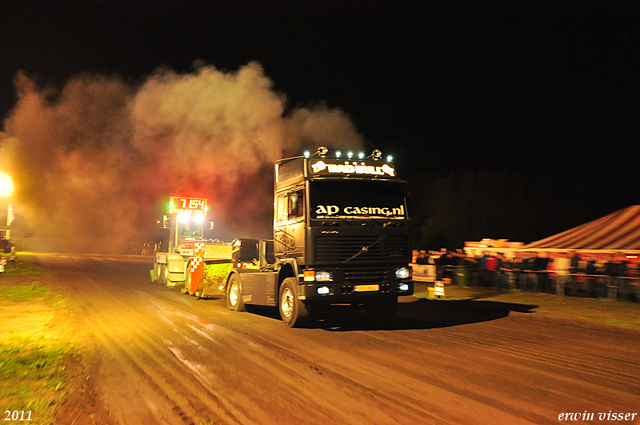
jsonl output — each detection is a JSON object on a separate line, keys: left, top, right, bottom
{"left": 358, "top": 152, "right": 365, "bottom": 159}
{"left": 387, "top": 155, "right": 394, "bottom": 162}
{"left": 304, "top": 150, "right": 311, "bottom": 158}
{"left": 335, "top": 151, "right": 342, "bottom": 158}
{"left": 347, "top": 151, "right": 353, "bottom": 158}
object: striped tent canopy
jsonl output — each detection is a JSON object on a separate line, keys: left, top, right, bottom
{"left": 523, "top": 205, "right": 640, "bottom": 252}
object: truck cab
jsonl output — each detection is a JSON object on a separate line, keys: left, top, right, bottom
{"left": 226, "top": 147, "right": 413, "bottom": 327}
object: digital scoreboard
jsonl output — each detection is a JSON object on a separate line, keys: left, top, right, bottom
{"left": 169, "top": 197, "right": 207, "bottom": 214}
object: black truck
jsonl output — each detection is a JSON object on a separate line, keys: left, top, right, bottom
{"left": 225, "top": 146, "right": 413, "bottom": 327}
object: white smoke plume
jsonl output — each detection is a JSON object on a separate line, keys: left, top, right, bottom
{"left": 0, "top": 62, "right": 364, "bottom": 253}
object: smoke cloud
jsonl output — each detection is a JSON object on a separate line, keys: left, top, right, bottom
{"left": 0, "top": 62, "right": 364, "bottom": 253}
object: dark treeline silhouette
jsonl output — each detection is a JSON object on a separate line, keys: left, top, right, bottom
{"left": 408, "top": 168, "right": 626, "bottom": 251}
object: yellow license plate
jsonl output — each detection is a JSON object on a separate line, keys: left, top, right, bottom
{"left": 354, "top": 284, "right": 379, "bottom": 292}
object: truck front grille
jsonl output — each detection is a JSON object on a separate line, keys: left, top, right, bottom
{"left": 315, "top": 235, "right": 409, "bottom": 265}
{"left": 343, "top": 266, "right": 390, "bottom": 285}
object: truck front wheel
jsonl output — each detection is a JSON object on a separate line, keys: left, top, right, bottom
{"left": 226, "top": 275, "right": 245, "bottom": 312}
{"left": 279, "top": 278, "right": 308, "bottom": 328}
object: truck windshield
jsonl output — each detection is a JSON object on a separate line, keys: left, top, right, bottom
{"left": 310, "top": 180, "right": 407, "bottom": 220}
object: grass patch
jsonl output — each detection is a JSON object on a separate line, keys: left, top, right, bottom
{"left": 0, "top": 334, "right": 72, "bottom": 424}
{"left": 0, "top": 253, "right": 48, "bottom": 301}
{"left": 0, "top": 254, "right": 41, "bottom": 278}
{"left": 0, "top": 253, "right": 75, "bottom": 424}
{"left": 0, "top": 282, "right": 50, "bottom": 302}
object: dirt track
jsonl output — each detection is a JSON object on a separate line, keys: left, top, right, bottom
{"left": 37, "top": 254, "right": 639, "bottom": 425}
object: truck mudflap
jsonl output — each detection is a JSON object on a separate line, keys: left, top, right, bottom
{"left": 301, "top": 280, "right": 413, "bottom": 303}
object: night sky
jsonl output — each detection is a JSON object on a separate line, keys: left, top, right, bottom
{"left": 1, "top": 1, "right": 639, "bottom": 249}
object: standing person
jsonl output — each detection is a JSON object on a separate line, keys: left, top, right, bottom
{"left": 604, "top": 254, "right": 615, "bottom": 298}
{"left": 494, "top": 254, "right": 504, "bottom": 288}
{"left": 569, "top": 251, "right": 581, "bottom": 296}
{"left": 522, "top": 252, "right": 536, "bottom": 291}
{"left": 585, "top": 256, "right": 598, "bottom": 297}
{"left": 478, "top": 252, "right": 489, "bottom": 286}
{"left": 511, "top": 256, "right": 524, "bottom": 290}
{"left": 534, "top": 252, "right": 550, "bottom": 292}
{"left": 554, "top": 252, "right": 571, "bottom": 295}
{"left": 486, "top": 254, "right": 498, "bottom": 287}
{"left": 502, "top": 255, "right": 515, "bottom": 289}
{"left": 434, "top": 251, "right": 445, "bottom": 282}
{"left": 610, "top": 254, "right": 628, "bottom": 299}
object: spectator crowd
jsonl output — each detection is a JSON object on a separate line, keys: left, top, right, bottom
{"left": 413, "top": 249, "right": 640, "bottom": 302}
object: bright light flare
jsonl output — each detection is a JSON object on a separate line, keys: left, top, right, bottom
{"left": 0, "top": 173, "right": 14, "bottom": 197}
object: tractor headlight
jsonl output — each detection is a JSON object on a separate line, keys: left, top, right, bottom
{"left": 395, "top": 267, "right": 410, "bottom": 280}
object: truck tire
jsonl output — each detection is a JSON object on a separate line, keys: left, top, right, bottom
{"left": 365, "top": 297, "right": 398, "bottom": 324}
{"left": 158, "top": 264, "right": 167, "bottom": 286}
{"left": 226, "top": 274, "right": 245, "bottom": 312}
{"left": 153, "top": 262, "right": 162, "bottom": 284}
{"left": 279, "top": 278, "right": 308, "bottom": 328}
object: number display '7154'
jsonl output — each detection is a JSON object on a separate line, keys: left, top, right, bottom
{"left": 169, "top": 197, "right": 207, "bottom": 214}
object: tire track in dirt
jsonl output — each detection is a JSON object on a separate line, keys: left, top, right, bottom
{"left": 38, "top": 255, "right": 640, "bottom": 425}
{"left": 152, "top": 297, "right": 538, "bottom": 425}
{"left": 340, "top": 316, "right": 640, "bottom": 420}
{"left": 377, "top": 324, "right": 640, "bottom": 391}
{"left": 146, "top": 300, "right": 442, "bottom": 424}
{"left": 39, "top": 255, "right": 242, "bottom": 425}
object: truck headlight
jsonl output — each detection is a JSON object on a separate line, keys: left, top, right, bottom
{"left": 315, "top": 271, "right": 332, "bottom": 281}
{"left": 395, "top": 267, "right": 410, "bottom": 280}
{"left": 303, "top": 270, "right": 332, "bottom": 282}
